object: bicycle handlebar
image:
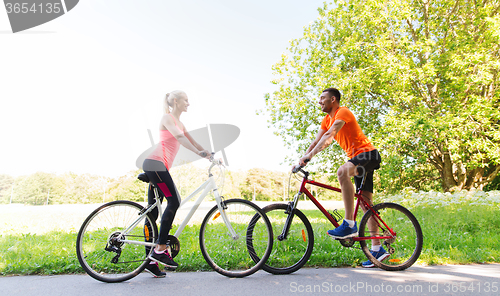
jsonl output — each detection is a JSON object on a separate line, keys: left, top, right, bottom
{"left": 200, "top": 152, "right": 219, "bottom": 163}
{"left": 292, "top": 165, "right": 302, "bottom": 174}
{"left": 200, "top": 151, "right": 212, "bottom": 158}
{"left": 292, "top": 159, "right": 310, "bottom": 174}
{"left": 207, "top": 152, "right": 224, "bottom": 172}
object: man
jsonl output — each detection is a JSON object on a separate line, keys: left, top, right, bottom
{"left": 297, "top": 88, "right": 387, "bottom": 267}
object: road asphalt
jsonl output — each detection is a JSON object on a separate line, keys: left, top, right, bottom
{"left": 1, "top": 264, "right": 499, "bottom": 296}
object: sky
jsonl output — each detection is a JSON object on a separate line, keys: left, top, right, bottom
{"left": 0, "top": 0, "right": 326, "bottom": 177}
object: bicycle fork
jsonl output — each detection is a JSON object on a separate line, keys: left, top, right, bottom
{"left": 277, "top": 192, "right": 303, "bottom": 241}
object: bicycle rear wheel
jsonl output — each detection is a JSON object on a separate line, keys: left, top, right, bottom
{"left": 76, "top": 200, "right": 158, "bottom": 283}
{"left": 248, "top": 203, "right": 314, "bottom": 274}
{"left": 199, "top": 199, "right": 273, "bottom": 277}
{"left": 358, "top": 202, "right": 423, "bottom": 271}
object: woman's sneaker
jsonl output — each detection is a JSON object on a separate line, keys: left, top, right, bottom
{"left": 362, "top": 247, "right": 390, "bottom": 268}
{"left": 149, "top": 248, "right": 178, "bottom": 270}
{"left": 144, "top": 262, "right": 166, "bottom": 278}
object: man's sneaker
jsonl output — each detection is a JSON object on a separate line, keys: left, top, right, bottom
{"left": 362, "top": 247, "right": 391, "bottom": 268}
{"left": 144, "top": 262, "right": 166, "bottom": 278}
{"left": 149, "top": 248, "right": 178, "bottom": 270}
{"left": 327, "top": 220, "right": 358, "bottom": 239}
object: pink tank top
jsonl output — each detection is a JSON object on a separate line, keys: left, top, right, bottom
{"left": 147, "top": 114, "right": 183, "bottom": 170}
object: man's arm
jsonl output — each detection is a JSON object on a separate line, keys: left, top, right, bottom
{"left": 305, "top": 128, "right": 327, "bottom": 155}
{"left": 299, "top": 119, "right": 345, "bottom": 165}
{"left": 297, "top": 128, "right": 325, "bottom": 167}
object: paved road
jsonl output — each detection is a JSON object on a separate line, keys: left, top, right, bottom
{"left": 2, "top": 264, "right": 499, "bottom": 296}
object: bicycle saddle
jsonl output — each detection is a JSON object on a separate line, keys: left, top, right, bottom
{"left": 137, "top": 173, "right": 150, "bottom": 183}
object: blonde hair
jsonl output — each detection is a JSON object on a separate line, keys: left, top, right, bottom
{"left": 164, "top": 90, "right": 186, "bottom": 114}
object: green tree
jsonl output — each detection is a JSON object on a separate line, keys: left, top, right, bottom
{"left": 170, "top": 164, "right": 206, "bottom": 198}
{"left": 12, "top": 172, "right": 65, "bottom": 205}
{"left": 107, "top": 170, "right": 146, "bottom": 202}
{"left": 60, "top": 173, "right": 110, "bottom": 204}
{"left": 0, "top": 174, "right": 14, "bottom": 204}
{"left": 239, "top": 168, "right": 301, "bottom": 201}
{"left": 219, "top": 170, "right": 246, "bottom": 199}
{"left": 264, "top": 0, "right": 500, "bottom": 192}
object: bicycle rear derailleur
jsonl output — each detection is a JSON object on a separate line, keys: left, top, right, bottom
{"left": 383, "top": 230, "right": 395, "bottom": 254}
{"left": 105, "top": 232, "right": 125, "bottom": 264}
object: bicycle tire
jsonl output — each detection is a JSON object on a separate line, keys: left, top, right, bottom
{"left": 248, "top": 203, "right": 314, "bottom": 274}
{"left": 76, "top": 200, "right": 158, "bottom": 283}
{"left": 199, "top": 199, "right": 273, "bottom": 278}
{"left": 358, "top": 202, "right": 423, "bottom": 271}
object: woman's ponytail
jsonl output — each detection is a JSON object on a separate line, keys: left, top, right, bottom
{"left": 164, "top": 93, "right": 172, "bottom": 114}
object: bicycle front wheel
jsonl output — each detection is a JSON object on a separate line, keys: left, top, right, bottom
{"left": 359, "top": 202, "right": 423, "bottom": 271}
{"left": 76, "top": 200, "right": 158, "bottom": 283}
{"left": 249, "top": 203, "right": 314, "bottom": 274}
{"left": 199, "top": 199, "right": 273, "bottom": 278}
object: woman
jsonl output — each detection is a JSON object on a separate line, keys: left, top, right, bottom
{"left": 143, "top": 90, "right": 210, "bottom": 277}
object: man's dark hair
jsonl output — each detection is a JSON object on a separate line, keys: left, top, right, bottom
{"left": 323, "top": 88, "right": 341, "bottom": 104}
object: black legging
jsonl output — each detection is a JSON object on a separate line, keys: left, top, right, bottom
{"left": 143, "top": 159, "right": 180, "bottom": 247}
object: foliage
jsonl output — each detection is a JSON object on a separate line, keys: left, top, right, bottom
{"left": 170, "top": 164, "right": 206, "bottom": 198}
{"left": 107, "top": 170, "right": 147, "bottom": 202}
{"left": 239, "top": 168, "right": 289, "bottom": 201}
{"left": 485, "top": 173, "right": 500, "bottom": 191}
{"left": 2, "top": 164, "right": 494, "bottom": 206}
{"left": 222, "top": 170, "right": 246, "bottom": 199}
{"left": 0, "top": 174, "right": 14, "bottom": 204}
{"left": 60, "top": 173, "right": 109, "bottom": 204}
{"left": 11, "top": 172, "right": 65, "bottom": 205}
{"left": 263, "top": 0, "right": 500, "bottom": 192}
{"left": 379, "top": 188, "right": 500, "bottom": 209}
{"left": 1, "top": 167, "right": 346, "bottom": 205}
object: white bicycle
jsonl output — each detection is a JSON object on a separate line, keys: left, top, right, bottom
{"left": 76, "top": 154, "right": 273, "bottom": 282}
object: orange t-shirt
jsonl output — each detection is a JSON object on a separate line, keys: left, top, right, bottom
{"left": 320, "top": 106, "right": 376, "bottom": 159}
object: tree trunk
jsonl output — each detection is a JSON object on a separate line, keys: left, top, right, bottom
{"left": 441, "top": 150, "right": 457, "bottom": 192}
{"left": 430, "top": 147, "right": 500, "bottom": 192}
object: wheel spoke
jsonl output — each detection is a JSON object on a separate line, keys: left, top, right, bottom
{"left": 358, "top": 203, "right": 423, "bottom": 271}
{"left": 199, "top": 199, "right": 273, "bottom": 277}
{"left": 76, "top": 201, "right": 158, "bottom": 283}
{"left": 253, "top": 203, "right": 314, "bottom": 274}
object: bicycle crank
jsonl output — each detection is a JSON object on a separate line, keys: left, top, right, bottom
{"left": 166, "top": 235, "right": 181, "bottom": 258}
{"left": 338, "top": 238, "right": 355, "bottom": 248}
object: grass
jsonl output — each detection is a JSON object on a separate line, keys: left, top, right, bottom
{"left": 1, "top": 201, "right": 499, "bottom": 276}
{"left": 0, "top": 232, "right": 81, "bottom": 275}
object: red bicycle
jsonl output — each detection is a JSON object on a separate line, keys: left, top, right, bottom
{"left": 248, "top": 165, "right": 423, "bottom": 274}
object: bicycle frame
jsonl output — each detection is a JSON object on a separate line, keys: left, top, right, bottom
{"left": 119, "top": 160, "right": 238, "bottom": 247}
{"left": 282, "top": 172, "right": 395, "bottom": 242}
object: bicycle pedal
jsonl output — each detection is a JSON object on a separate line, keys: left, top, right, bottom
{"left": 330, "top": 209, "right": 343, "bottom": 222}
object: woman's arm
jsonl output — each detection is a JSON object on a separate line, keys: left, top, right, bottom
{"left": 184, "top": 128, "right": 211, "bottom": 157}
{"left": 183, "top": 128, "right": 207, "bottom": 151}
{"left": 161, "top": 115, "right": 205, "bottom": 156}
